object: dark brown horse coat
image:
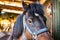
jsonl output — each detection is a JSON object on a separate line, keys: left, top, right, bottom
{"left": 7, "top": 1, "right": 53, "bottom": 40}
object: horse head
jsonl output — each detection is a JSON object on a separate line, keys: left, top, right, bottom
{"left": 22, "top": 0, "right": 53, "bottom": 40}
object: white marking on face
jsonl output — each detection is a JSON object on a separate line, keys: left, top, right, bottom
{"left": 35, "top": 13, "right": 39, "bottom": 16}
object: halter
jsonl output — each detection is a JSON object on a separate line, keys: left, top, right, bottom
{"left": 23, "top": 15, "right": 49, "bottom": 40}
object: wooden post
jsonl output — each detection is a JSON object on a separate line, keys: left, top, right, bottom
{"left": 52, "top": 0, "right": 60, "bottom": 40}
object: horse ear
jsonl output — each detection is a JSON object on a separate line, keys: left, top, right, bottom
{"left": 22, "top": 1, "right": 28, "bottom": 10}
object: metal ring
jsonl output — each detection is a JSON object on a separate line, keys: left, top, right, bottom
{"left": 32, "top": 33, "right": 37, "bottom": 40}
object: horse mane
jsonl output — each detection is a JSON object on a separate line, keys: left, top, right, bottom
{"left": 12, "top": 14, "right": 24, "bottom": 38}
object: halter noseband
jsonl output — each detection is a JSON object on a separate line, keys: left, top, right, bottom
{"left": 23, "top": 15, "right": 49, "bottom": 40}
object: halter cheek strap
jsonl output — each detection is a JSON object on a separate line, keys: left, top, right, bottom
{"left": 23, "top": 15, "right": 49, "bottom": 40}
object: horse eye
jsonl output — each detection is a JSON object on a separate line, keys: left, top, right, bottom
{"left": 27, "top": 19, "right": 32, "bottom": 24}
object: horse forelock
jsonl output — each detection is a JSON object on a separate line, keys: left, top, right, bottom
{"left": 24, "top": 3, "right": 47, "bottom": 24}
{"left": 27, "top": 3, "right": 44, "bottom": 15}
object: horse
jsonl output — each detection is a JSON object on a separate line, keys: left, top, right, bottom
{"left": 7, "top": 0, "right": 53, "bottom": 40}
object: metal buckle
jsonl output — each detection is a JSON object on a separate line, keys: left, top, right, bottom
{"left": 32, "top": 33, "right": 37, "bottom": 40}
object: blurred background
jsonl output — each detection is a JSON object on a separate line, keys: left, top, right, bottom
{"left": 0, "top": 0, "right": 60, "bottom": 40}
{"left": 0, "top": 0, "right": 52, "bottom": 33}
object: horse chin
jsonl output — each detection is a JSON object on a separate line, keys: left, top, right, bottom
{"left": 37, "top": 32, "right": 53, "bottom": 40}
